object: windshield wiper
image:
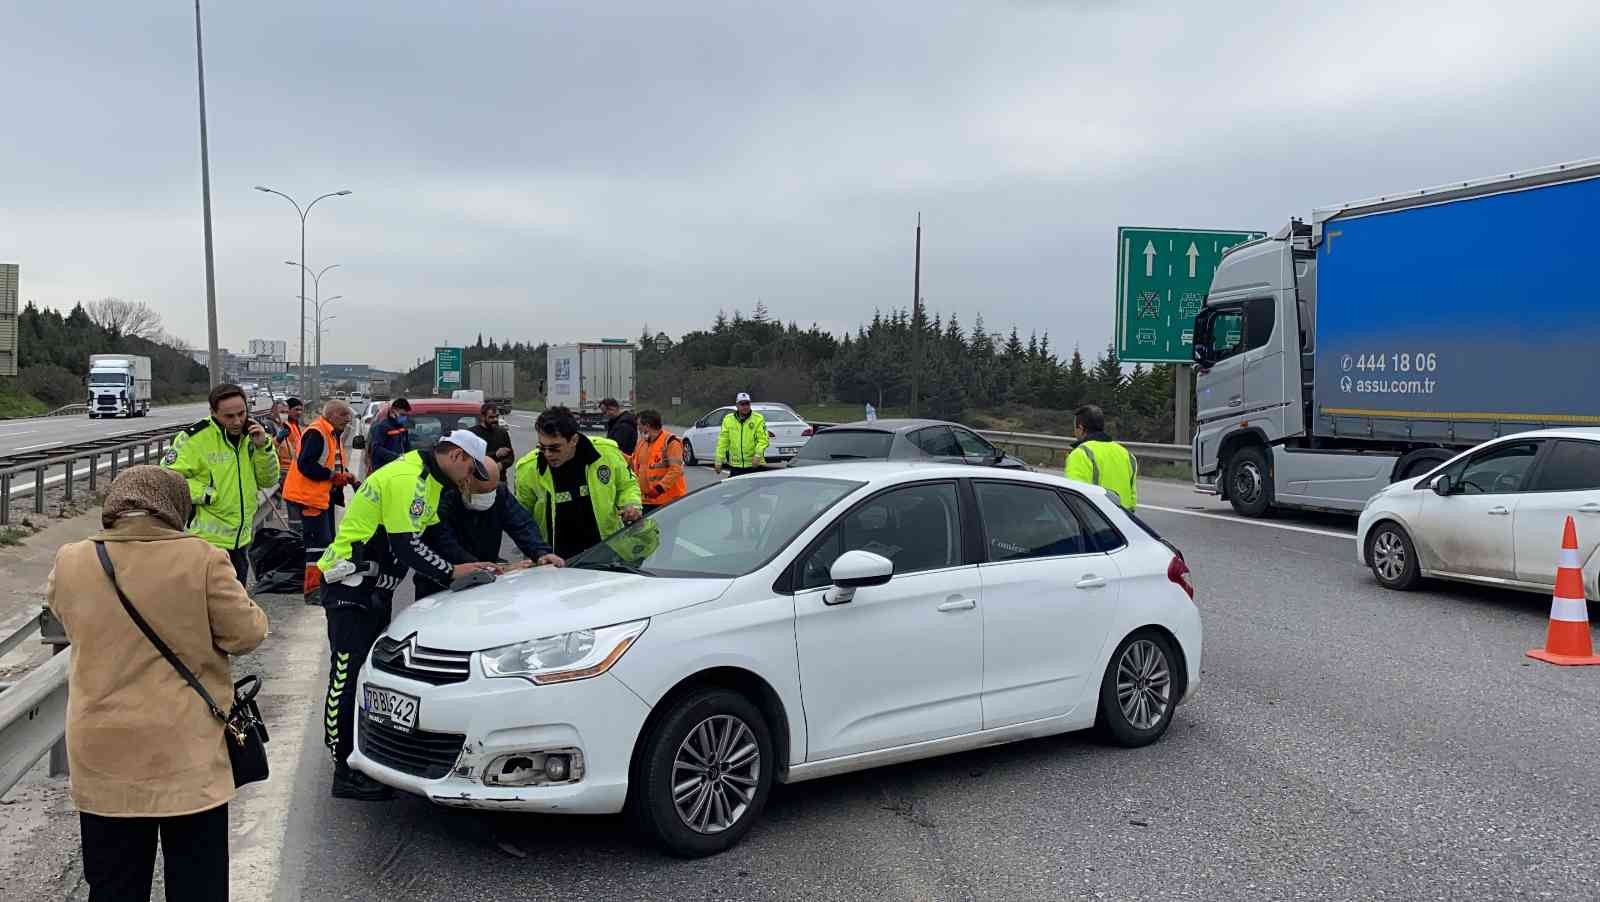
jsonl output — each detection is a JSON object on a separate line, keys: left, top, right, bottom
{"left": 571, "top": 559, "right": 652, "bottom": 576}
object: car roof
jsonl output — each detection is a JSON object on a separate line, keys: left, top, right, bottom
{"left": 386, "top": 399, "right": 482, "bottom": 413}
{"left": 1479, "top": 427, "right": 1600, "bottom": 443}
{"left": 817, "top": 418, "right": 971, "bottom": 434}
{"left": 742, "top": 460, "right": 1071, "bottom": 491}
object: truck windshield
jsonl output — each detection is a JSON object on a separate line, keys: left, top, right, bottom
{"left": 89, "top": 372, "right": 130, "bottom": 386}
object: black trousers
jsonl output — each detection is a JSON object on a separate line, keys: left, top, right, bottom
{"left": 79, "top": 804, "right": 229, "bottom": 902}
{"left": 323, "top": 598, "right": 390, "bottom": 765}
{"left": 293, "top": 503, "right": 336, "bottom": 606}
{"left": 226, "top": 547, "right": 249, "bottom": 586}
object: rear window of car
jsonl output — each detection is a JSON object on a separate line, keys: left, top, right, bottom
{"left": 408, "top": 413, "right": 480, "bottom": 448}
{"left": 794, "top": 429, "right": 895, "bottom": 461}
{"left": 758, "top": 407, "right": 801, "bottom": 423}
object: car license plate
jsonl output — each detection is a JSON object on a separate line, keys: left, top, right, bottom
{"left": 363, "top": 685, "right": 420, "bottom": 732}
{"left": 780, "top": 446, "right": 799, "bottom": 454}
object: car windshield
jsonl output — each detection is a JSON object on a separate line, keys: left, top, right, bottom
{"left": 408, "top": 413, "right": 480, "bottom": 449}
{"left": 794, "top": 429, "right": 894, "bottom": 461}
{"left": 568, "top": 476, "right": 862, "bottom": 579}
{"left": 758, "top": 407, "right": 801, "bottom": 423}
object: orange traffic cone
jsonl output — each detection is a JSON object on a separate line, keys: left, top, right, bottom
{"left": 1526, "top": 515, "right": 1600, "bottom": 666}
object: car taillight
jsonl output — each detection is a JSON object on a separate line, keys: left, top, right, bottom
{"left": 1168, "top": 554, "right": 1194, "bottom": 601}
{"left": 801, "top": 426, "right": 814, "bottom": 437}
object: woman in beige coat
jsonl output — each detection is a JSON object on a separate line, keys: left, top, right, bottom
{"left": 48, "top": 465, "right": 268, "bottom": 902}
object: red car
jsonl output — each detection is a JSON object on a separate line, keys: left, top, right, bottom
{"left": 354, "top": 398, "right": 487, "bottom": 477}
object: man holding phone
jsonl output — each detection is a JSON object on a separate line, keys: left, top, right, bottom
{"left": 162, "top": 383, "right": 281, "bottom": 584}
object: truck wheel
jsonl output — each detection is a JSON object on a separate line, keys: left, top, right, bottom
{"left": 1366, "top": 521, "right": 1421, "bottom": 590}
{"left": 1225, "top": 446, "right": 1272, "bottom": 517}
{"left": 1394, "top": 450, "right": 1449, "bottom": 482}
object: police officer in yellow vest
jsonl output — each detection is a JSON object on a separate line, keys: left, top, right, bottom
{"left": 315, "top": 430, "right": 499, "bottom": 800}
{"left": 283, "top": 399, "right": 359, "bottom": 606}
{"left": 162, "top": 383, "right": 280, "bottom": 584}
{"left": 1064, "top": 404, "right": 1138, "bottom": 511}
{"left": 514, "top": 406, "right": 643, "bottom": 560}
{"left": 715, "top": 392, "right": 769, "bottom": 477}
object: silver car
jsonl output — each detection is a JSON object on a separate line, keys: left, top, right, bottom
{"left": 787, "top": 419, "right": 1027, "bottom": 470}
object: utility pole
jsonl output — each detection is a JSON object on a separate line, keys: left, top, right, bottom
{"left": 909, "top": 213, "right": 922, "bottom": 417}
{"left": 193, "top": 0, "right": 221, "bottom": 387}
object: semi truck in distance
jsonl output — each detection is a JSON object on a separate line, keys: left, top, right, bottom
{"left": 468, "top": 359, "right": 515, "bottom": 413}
{"left": 87, "top": 354, "right": 152, "bottom": 418}
{"left": 546, "top": 340, "right": 635, "bottom": 428}
{"left": 1192, "top": 158, "right": 1600, "bottom": 518}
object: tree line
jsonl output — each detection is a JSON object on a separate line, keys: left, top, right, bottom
{"left": 637, "top": 302, "right": 1179, "bottom": 442}
{"left": 0, "top": 300, "right": 210, "bottom": 413}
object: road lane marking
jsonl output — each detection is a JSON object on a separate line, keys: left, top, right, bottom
{"left": 13, "top": 442, "right": 57, "bottom": 451}
{"left": 1139, "top": 503, "right": 1356, "bottom": 541}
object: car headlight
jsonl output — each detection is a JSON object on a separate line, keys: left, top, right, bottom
{"left": 480, "top": 619, "right": 649, "bottom": 685}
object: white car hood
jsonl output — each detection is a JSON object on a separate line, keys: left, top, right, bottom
{"left": 387, "top": 565, "right": 730, "bottom": 651}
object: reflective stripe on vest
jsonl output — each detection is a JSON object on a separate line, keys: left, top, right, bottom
{"left": 1080, "top": 444, "right": 1138, "bottom": 507}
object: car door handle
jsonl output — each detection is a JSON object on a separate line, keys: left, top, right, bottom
{"left": 1487, "top": 506, "right": 1510, "bottom": 516}
{"left": 1075, "top": 575, "right": 1108, "bottom": 590}
{"left": 936, "top": 597, "right": 976, "bottom": 612}
{"left": 1578, "top": 503, "right": 1600, "bottom": 515}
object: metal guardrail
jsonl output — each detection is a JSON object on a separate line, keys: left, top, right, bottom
{"left": 0, "top": 609, "right": 70, "bottom": 799}
{"left": 45, "top": 404, "right": 88, "bottom": 417}
{"left": 807, "top": 421, "right": 1189, "bottom": 465}
{"left": 0, "top": 429, "right": 178, "bottom": 526}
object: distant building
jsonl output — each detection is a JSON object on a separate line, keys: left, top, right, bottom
{"left": 247, "top": 338, "right": 288, "bottom": 360}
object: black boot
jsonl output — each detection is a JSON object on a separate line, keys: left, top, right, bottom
{"left": 332, "top": 762, "right": 395, "bottom": 801}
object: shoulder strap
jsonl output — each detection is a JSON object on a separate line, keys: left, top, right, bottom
{"left": 93, "top": 542, "right": 228, "bottom": 723}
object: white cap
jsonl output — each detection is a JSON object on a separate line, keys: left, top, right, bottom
{"left": 441, "top": 429, "right": 491, "bottom": 480}
{"left": 736, "top": 392, "right": 752, "bottom": 403}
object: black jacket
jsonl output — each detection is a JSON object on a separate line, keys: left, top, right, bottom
{"left": 606, "top": 411, "right": 638, "bottom": 455}
{"left": 470, "top": 423, "right": 515, "bottom": 479}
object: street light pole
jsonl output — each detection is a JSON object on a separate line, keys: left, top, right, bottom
{"left": 254, "top": 186, "right": 351, "bottom": 401}
{"left": 193, "top": 0, "right": 221, "bottom": 387}
{"left": 285, "top": 262, "right": 339, "bottom": 400}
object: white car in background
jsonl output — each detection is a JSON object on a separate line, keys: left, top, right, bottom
{"left": 350, "top": 463, "right": 1201, "bottom": 856}
{"left": 1358, "top": 428, "right": 1600, "bottom": 597}
{"left": 680, "top": 402, "right": 813, "bottom": 466}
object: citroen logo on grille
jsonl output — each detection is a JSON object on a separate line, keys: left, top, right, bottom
{"left": 381, "top": 633, "right": 420, "bottom": 669}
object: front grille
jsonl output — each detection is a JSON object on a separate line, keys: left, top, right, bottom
{"left": 95, "top": 393, "right": 118, "bottom": 407}
{"left": 359, "top": 720, "right": 465, "bottom": 779}
{"left": 370, "top": 635, "right": 472, "bottom": 685}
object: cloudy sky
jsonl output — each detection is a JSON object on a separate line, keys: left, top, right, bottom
{"left": 4, "top": 1, "right": 1598, "bottom": 371}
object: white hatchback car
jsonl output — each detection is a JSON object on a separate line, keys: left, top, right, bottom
{"left": 680, "top": 402, "right": 813, "bottom": 466}
{"left": 350, "top": 463, "right": 1201, "bottom": 856}
{"left": 1357, "top": 428, "right": 1600, "bottom": 596}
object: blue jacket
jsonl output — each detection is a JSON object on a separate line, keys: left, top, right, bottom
{"left": 415, "top": 485, "right": 552, "bottom": 597}
{"left": 367, "top": 415, "right": 411, "bottom": 472}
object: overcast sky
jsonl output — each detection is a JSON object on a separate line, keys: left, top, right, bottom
{"left": 4, "top": 1, "right": 1598, "bottom": 371}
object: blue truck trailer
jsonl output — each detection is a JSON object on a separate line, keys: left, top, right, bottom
{"left": 1189, "top": 158, "right": 1600, "bottom": 517}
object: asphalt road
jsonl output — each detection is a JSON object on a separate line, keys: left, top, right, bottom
{"left": 0, "top": 402, "right": 209, "bottom": 456}
{"left": 249, "top": 443, "right": 1600, "bottom": 901}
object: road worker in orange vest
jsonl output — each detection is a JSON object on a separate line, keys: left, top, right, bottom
{"left": 630, "top": 409, "right": 687, "bottom": 511}
{"left": 284, "top": 399, "right": 359, "bottom": 605}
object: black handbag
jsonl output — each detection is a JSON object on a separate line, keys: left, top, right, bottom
{"left": 94, "top": 542, "right": 270, "bottom": 788}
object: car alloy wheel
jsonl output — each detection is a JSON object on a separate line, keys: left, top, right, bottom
{"left": 684, "top": 439, "right": 698, "bottom": 466}
{"left": 1116, "top": 639, "right": 1171, "bottom": 731}
{"left": 1096, "top": 629, "right": 1180, "bottom": 747}
{"left": 671, "top": 714, "right": 761, "bottom": 835}
{"left": 631, "top": 688, "right": 773, "bottom": 857}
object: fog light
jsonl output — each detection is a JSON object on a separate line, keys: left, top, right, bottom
{"left": 545, "top": 755, "right": 569, "bottom": 781}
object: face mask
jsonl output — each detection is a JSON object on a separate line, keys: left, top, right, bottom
{"left": 466, "top": 491, "right": 496, "bottom": 511}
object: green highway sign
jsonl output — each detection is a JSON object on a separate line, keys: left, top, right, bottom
{"left": 434, "top": 346, "right": 463, "bottom": 395}
{"left": 1115, "top": 227, "right": 1266, "bottom": 363}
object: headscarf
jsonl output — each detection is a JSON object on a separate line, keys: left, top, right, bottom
{"left": 101, "top": 465, "right": 192, "bottom": 532}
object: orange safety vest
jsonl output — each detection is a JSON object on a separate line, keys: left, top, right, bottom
{"left": 630, "top": 430, "right": 686, "bottom": 506}
{"left": 276, "top": 420, "right": 303, "bottom": 473}
{"left": 282, "top": 417, "right": 345, "bottom": 515}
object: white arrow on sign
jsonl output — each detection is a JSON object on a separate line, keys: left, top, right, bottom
{"left": 1143, "top": 241, "right": 1157, "bottom": 277}
{"left": 1186, "top": 242, "right": 1199, "bottom": 278}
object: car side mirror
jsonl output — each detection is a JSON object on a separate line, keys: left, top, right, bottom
{"left": 352, "top": 435, "right": 366, "bottom": 450}
{"left": 1431, "top": 474, "right": 1453, "bottom": 496}
{"left": 826, "top": 550, "right": 894, "bottom": 605}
